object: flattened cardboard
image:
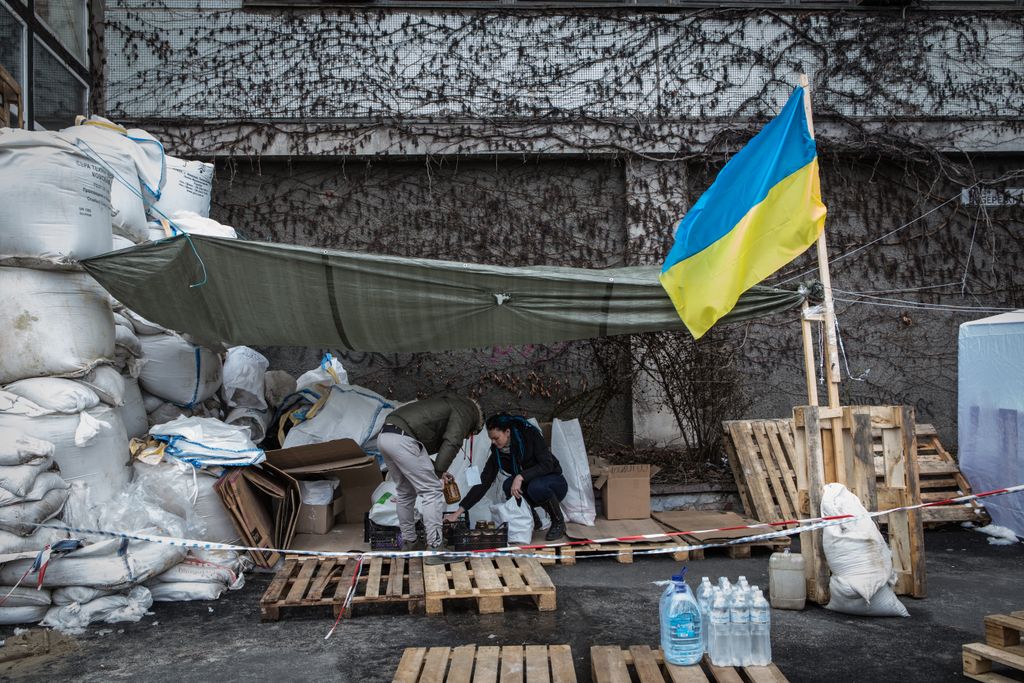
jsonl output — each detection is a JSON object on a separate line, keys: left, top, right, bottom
{"left": 595, "top": 464, "right": 654, "bottom": 520}
{"left": 214, "top": 462, "right": 299, "bottom": 568}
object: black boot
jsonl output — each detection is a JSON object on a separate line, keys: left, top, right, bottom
{"left": 529, "top": 505, "right": 543, "bottom": 531}
{"left": 541, "top": 497, "right": 566, "bottom": 541}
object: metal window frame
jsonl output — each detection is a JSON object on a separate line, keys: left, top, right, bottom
{"left": 33, "top": 0, "right": 89, "bottom": 65}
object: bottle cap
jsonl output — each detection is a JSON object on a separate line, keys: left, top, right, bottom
{"left": 671, "top": 566, "right": 688, "bottom": 583}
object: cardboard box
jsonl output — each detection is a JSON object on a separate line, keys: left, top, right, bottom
{"left": 295, "top": 488, "right": 345, "bottom": 535}
{"left": 214, "top": 462, "right": 300, "bottom": 568}
{"left": 265, "top": 439, "right": 384, "bottom": 525}
{"left": 594, "top": 464, "right": 654, "bottom": 520}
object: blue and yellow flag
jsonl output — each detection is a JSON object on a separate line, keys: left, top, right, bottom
{"left": 660, "top": 87, "right": 827, "bottom": 338}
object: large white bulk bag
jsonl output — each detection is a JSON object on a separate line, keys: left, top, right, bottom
{"left": 150, "top": 156, "right": 214, "bottom": 218}
{"left": 282, "top": 384, "right": 393, "bottom": 452}
{"left": 0, "top": 129, "right": 113, "bottom": 263}
{"left": 0, "top": 267, "right": 115, "bottom": 384}
{"left": 137, "top": 333, "right": 222, "bottom": 406}
{"left": 59, "top": 117, "right": 165, "bottom": 243}
{"left": 0, "top": 405, "right": 131, "bottom": 504}
{"left": 117, "top": 376, "right": 149, "bottom": 439}
{"left": 222, "top": 346, "right": 268, "bottom": 410}
{"left": 550, "top": 419, "right": 597, "bottom": 525}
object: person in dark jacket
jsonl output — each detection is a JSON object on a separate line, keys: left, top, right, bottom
{"left": 444, "top": 413, "right": 568, "bottom": 541}
{"left": 377, "top": 392, "right": 484, "bottom": 564}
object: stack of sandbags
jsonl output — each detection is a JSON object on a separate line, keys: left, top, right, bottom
{"left": 145, "top": 549, "right": 249, "bottom": 602}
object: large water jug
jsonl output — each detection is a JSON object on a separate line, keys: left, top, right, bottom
{"left": 749, "top": 589, "right": 772, "bottom": 666}
{"left": 659, "top": 567, "right": 703, "bottom": 665}
{"left": 769, "top": 549, "right": 806, "bottom": 610}
{"left": 707, "top": 590, "right": 732, "bottom": 666}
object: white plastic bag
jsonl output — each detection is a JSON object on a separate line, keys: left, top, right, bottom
{"left": 158, "top": 210, "right": 236, "bottom": 239}
{"left": 221, "top": 346, "right": 269, "bottom": 409}
{"left": 138, "top": 333, "right": 222, "bottom": 407}
{"left": 149, "top": 415, "right": 264, "bottom": 467}
{"left": 41, "top": 586, "right": 153, "bottom": 633}
{"left": 368, "top": 481, "right": 401, "bottom": 527}
{"left": 2, "top": 377, "right": 101, "bottom": 414}
{"left": 0, "top": 267, "right": 115, "bottom": 384}
{"left": 0, "top": 128, "right": 113, "bottom": 264}
{"left": 491, "top": 496, "right": 534, "bottom": 545}
{"left": 299, "top": 479, "right": 338, "bottom": 506}
{"left": 550, "top": 418, "right": 596, "bottom": 525}
{"left": 150, "top": 157, "right": 214, "bottom": 218}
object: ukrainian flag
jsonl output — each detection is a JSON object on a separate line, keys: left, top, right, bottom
{"left": 660, "top": 86, "right": 827, "bottom": 338}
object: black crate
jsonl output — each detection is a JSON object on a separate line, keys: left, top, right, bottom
{"left": 363, "top": 513, "right": 406, "bottom": 550}
{"left": 449, "top": 522, "right": 508, "bottom": 552}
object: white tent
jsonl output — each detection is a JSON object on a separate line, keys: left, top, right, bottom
{"left": 958, "top": 310, "right": 1024, "bottom": 538}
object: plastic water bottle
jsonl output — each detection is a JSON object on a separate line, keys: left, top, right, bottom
{"left": 737, "top": 576, "right": 750, "bottom": 593}
{"left": 708, "top": 590, "right": 732, "bottom": 666}
{"left": 696, "top": 577, "right": 714, "bottom": 652}
{"left": 718, "top": 576, "right": 732, "bottom": 594}
{"left": 748, "top": 589, "right": 772, "bottom": 666}
{"left": 728, "top": 591, "right": 751, "bottom": 666}
{"left": 660, "top": 567, "right": 703, "bottom": 665}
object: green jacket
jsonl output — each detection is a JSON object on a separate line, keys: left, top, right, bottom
{"left": 386, "top": 393, "right": 483, "bottom": 475}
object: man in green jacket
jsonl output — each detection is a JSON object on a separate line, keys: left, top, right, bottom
{"left": 377, "top": 392, "right": 484, "bottom": 564}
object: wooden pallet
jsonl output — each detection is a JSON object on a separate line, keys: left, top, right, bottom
{"left": 394, "top": 645, "right": 576, "bottom": 683}
{"left": 963, "top": 611, "right": 1024, "bottom": 682}
{"left": 549, "top": 541, "right": 691, "bottom": 565}
{"left": 684, "top": 540, "right": 788, "bottom": 561}
{"left": 591, "top": 646, "right": 789, "bottom": 683}
{"left": 423, "top": 556, "right": 556, "bottom": 615}
{"left": 260, "top": 555, "right": 425, "bottom": 621}
{"left": 652, "top": 511, "right": 790, "bottom": 562}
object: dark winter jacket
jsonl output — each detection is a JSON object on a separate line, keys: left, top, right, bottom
{"left": 384, "top": 393, "right": 484, "bottom": 475}
{"left": 460, "top": 424, "right": 562, "bottom": 510}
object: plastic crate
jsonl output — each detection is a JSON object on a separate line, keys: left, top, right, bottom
{"left": 449, "top": 522, "right": 508, "bottom": 552}
{"left": 363, "top": 513, "right": 404, "bottom": 550}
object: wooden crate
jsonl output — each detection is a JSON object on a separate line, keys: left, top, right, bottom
{"left": 590, "top": 646, "right": 789, "bottom": 683}
{"left": 393, "top": 645, "right": 576, "bottom": 683}
{"left": 963, "top": 611, "right": 1024, "bottom": 682}
{"left": 423, "top": 556, "right": 556, "bottom": 615}
{"left": 552, "top": 542, "right": 691, "bottom": 565}
{"left": 260, "top": 555, "right": 425, "bottom": 621}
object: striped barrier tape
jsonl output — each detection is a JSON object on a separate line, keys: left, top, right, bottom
{"left": 29, "top": 483, "right": 1023, "bottom": 564}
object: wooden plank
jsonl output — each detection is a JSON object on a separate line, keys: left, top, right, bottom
{"left": 921, "top": 506, "right": 982, "bottom": 523}
{"left": 985, "top": 614, "right": 1024, "bottom": 648}
{"left": 518, "top": 558, "right": 555, "bottom": 591}
{"left": 723, "top": 429, "right": 754, "bottom": 516}
{"left": 728, "top": 422, "right": 778, "bottom": 522}
{"left": 751, "top": 422, "right": 794, "bottom": 520}
{"left": 501, "top": 645, "right": 524, "bottom": 683}
{"left": 901, "top": 405, "right": 927, "bottom": 599}
{"left": 387, "top": 557, "right": 405, "bottom": 598}
{"left": 335, "top": 557, "right": 360, "bottom": 600}
{"left": 964, "top": 642, "right": 1024, "bottom": 673}
{"left": 764, "top": 421, "right": 801, "bottom": 520}
{"left": 284, "top": 558, "right": 317, "bottom": 604}
{"left": 743, "top": 664, "right": 791, "bottom": 683}
{"left": 497, "top": 556, "right": 526, "bottom": 591}
{"left": 450, "top": 561, "right": 473, "bottom": 594}
{"left": 470, "top": 557, "right": 503, "bottom": 594}
{"left": 628, "top": 645, "right": 665, "bottom": 683}
{"left": 525, "top": 645, "right": 552, "bottom": 683}
{"left": 797, "top": 406, "right": 831, "bottom": 605}
{"left": 392, "top": 647, "right": 428, "bottom": 683}
{"left": 262, "top": 558, "right": 297, "bottom": 604}
{"left": 665, "top": 662, "right": 711, "bottom": 683}
{"left": 365, "top": 557, "right": 384, "bottom": 599}
{"left": 474, "top": 647, "right": 501, "bottom": 683}
{"left": 447, "top": 645, "right": 476, "bottom": 683}
{"left": 549, "top": 645, "right": 577, "bottom": 683}
{"left": 418, "top": 647, "right": 451, "bottom": 683}
{"left": 307, "top": 558, "right": 337, "bottom": 601}
{"left": 408, "top": 558, "right": 425, "bottom": 598}
{"left": 705, "top": 654, "right": 744, "bottom": 683}
{"left": 590, "top": 647, "right": 631, "bottom": 683}
{"left": 850, "top": 409, "right": 878, "bottom": 510}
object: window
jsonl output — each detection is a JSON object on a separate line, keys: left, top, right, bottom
{"left": 33, "top": 37, "right": 86, "bottom": 129}
{"left": 35, "top": 0, "right": 86, "bottom": 63}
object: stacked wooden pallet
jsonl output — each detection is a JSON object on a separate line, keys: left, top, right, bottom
{"left": 591, "top": 646, "right": 790, "bottom": 683}
{"left": 963, "top": 611, "right": 1024, "bottom": 682}
{"left": 901, "top": 424, "right": 988, "bottom": 524}
{"left": 422, "top": 556, "right": 556, "bottom": 615}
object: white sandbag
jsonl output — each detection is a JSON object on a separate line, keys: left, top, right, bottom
{"left": 0, "top": 487, "right": 69, "bottom": 536}
{"left": 491, "top": 496, "right": 534, "bottom": 545}
{"left": 826, "top": 577, "right": 909, "bottom": 618}
{"left": 151, "top": 554, "right": 241, "bottom": 586}
{"left": 149, "top": 415, "right": 263, "bottom": 467}
{"left": 59, "top": 116, "right": 165, "bottom": 242}
{"left": 0, "top": 606, "right": 49, "bottom": 625}
{"left": 0, "top": 430, "right": 54, "bottom": 466}
{"left": 0, "top": 405, "right": 132, "bottom": 504}
{"left": 52, "top": 586, "right": 113, "bottom": 606}
{"left": 0, "top": 527, "right": 70, "bottom": 555}
{"left": 116, "top": 376, "right": 149, "bottom": 439}
{"left": 282, "top": 384, "right": 393, "bottom": 453}
{"left": 0, "top": 391, "right": 53, "bottom": 418}
{"left": 0, "top": 586, "right": 52, "bottom": 607}
{"left": 0, "top": 471, "right": 65, "bottom": 507}
{"left": 2, "top": 377, "right": 100, "bottom": 414}
{"left": 138, "top": 333, "right": 222, "bottom": 406}
{"left": 0, "top": 534, "right": 186, "bottom": 590}
{"left": 110, "top": 234, "right": 135, "bottom": 251}
{"left": 150, "top": 156, "right": 214, "bottom": 218}
{"left": 115, "top": 324, "right": 143, "bottom": 360}
{"left": 122, "top": 309, "right": 165, "bottom": 336}
{"left": 264, "top": 370, "right": 297, "bottom": 411}
{"left": 76, "top": 365, "right": 126, "bottom": 407}
{"left": 147, "top": 581, "right": 226, "bottom": 602}
{"left": 0, "top": 129, "right": 113, "bottom": 264}
{"left": 225, "top": 406, "right": 271, "bottom": 444}
{"left": 156, "top": 211, "right": 236, "bottom": 239}
{"left": 821, "top": 483, "right": 893, "bottom": 603}
{"left": 147, "top": 401, "right": 189, "bottom": 427}
{"left": 0, "top": 456, "right": 54, "bottom": 499}
{"left": 41, "top": 586, "right": 153, "bottom": 633}
{"left": 550, "top": 418, "right": 596, "bottom": 526}
{"left": 222, "top": 346, "right": 268, "bottom": 410}
{"left": 0, "top": 267, "right": 115, "bottom": 384}
{"left": 295, "top": 354, "right": 349, "bottom": 393}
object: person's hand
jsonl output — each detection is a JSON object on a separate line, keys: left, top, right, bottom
{"left": 510, "top": 474, "right": 524, "bottom": 500}
{"left": 443, "top": 507, "right": 465, "bottom": 523}
{"left": 441, "top": 472, "right": 454, "bottom": 483}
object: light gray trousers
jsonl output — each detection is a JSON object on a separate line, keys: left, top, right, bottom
{"left": 377, "top": 431, "right": 445, "bottom": 547}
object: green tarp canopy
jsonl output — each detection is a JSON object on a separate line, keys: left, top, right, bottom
{"left": 82, "top": 235, "right": 806, "bottom": 352}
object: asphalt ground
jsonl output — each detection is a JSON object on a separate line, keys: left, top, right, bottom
{"left": 4, "top": 526, "right": 1022, "bottom": 682}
